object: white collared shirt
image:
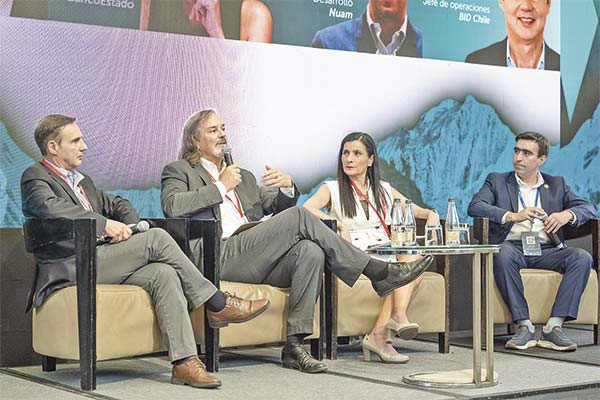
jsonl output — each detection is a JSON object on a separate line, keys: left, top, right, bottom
{"left": 200, "top": 158, "right": 295, "bottom": 239}
{"left": 506, "top": 39, "right": 546, "bottom": 70}
{"left": 367, "top": 11, "right": 408, "bottom": 55}
{"left": 43, "top": 158, "right": 93, "bottom": 211}
{"left": 504, "top": 172, "right": 550, "bottom": 242}
{"left": 200, "top": 158, "right": 249, "bottom": 238}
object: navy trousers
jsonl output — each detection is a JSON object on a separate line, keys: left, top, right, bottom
{"left": 494, "top": 241, "right": 592, "bottom": 322}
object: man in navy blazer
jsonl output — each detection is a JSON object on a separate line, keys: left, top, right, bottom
{"left": 312, "top": 0, "right": 422, "bottom": 58}
{"left": 468, "top": 132, "right": 596, "bottom": 352}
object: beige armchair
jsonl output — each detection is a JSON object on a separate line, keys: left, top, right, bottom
{"left": 473, "top": 217, "right": 599, "bottom": 344}
{"left": 324, "top": 220, "right": 450, "bottom": 359}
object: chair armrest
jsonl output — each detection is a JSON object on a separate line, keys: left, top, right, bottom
{"left": 563, "top": 218, "right": 599, "bottom": 241}
{"left": 562, "top": 219, "right": 599, "bottom": 273}
{"left": 473, "top": 217, "right": 490, "bottom": 245}
{"left": 23, "top": 217, "right": 98, "bottom": 389}
{"left": 23, "top": 217, "right": 78, "bottom": 252}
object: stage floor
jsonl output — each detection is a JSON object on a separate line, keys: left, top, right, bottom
{"left": 2, "top": 335, "right": 599, "bottom": 400}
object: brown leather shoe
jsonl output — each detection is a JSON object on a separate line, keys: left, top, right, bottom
{"left": 207, "top": 292, "right": 270, "bottom": 328}
{"left": 171, "top": 356, "right": 221, "bottom": 388}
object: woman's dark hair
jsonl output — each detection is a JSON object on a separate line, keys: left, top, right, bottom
{"left": 337, "top": 132, "right": 390, "bottom": 218}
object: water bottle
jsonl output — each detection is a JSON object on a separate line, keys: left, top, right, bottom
{"left": 445, "top": 197, "right": 460, "bottom": 245}
{"left": 390, "top": 199, "right": 404, "bottom": 247}
{"left": 402, "top": 199, "right": 416, "bottom": 246}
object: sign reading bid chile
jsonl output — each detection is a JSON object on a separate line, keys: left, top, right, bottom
{"left": 1, "top": 0, "right": 598, "bottom": 229}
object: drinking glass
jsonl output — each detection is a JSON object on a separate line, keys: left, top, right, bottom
{"left": 458, "top": 223, "right": 470, "bottom": 245}
{"left": 425, "top": 225, "right": 443, "bottom": 246}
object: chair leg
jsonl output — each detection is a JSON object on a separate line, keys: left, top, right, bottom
{"left": 324, "top": 270, "right": 338, "bottom": 360}
{"left": 594, "top": 324, "right": 599, "bottom": 345}
{"left": 438, "top": 332, "right": 450, "bottom": 353}
{"left": 204, "top": 316, "right": 219, "bottom": 372}
{"left": 309, "top": 338, "right": 323, "bottom": 361}
{"left": 41, "top": 356, "right": 56, "bottom": 372}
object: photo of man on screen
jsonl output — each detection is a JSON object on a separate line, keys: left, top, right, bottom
{"left": 466, "top": 0, "right": 559, "bottom": 71}
{"left": 311, "top": 0, "right": 422, "bottom": 58}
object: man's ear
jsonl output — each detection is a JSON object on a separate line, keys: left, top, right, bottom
{"left": 46, "top": 140, "right": 58, "bottom": 156}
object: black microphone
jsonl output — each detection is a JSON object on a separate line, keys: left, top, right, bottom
{"left": 97, "top": 221, "right": 150, "bottom": 245}
{"left": 222, "top": 145, "right": 234, "bottom": 166}
{"left": 539, "top": 213, "right": 565, "bottom": 249}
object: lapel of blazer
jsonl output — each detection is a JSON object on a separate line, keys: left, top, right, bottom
{"left": 506, "top": 172, "right": 519, "bottom": 212}
{"left": 539, "top": 173, "right": 550, "bottom": 212}
{"left": 79, "top": 175, "right": 101, "bottom": 212}
{"left": 400, "top": 20, "right": 418, "bottom": 57}
{"left": 193, "top": 162, "right": 223, "bottom": 220}
{"left": 232, "top": 172, "right": 254, "bottom": 214}
{"left": 357, "top": 12, "right": 376, "bottom": 53}
{"left": 41, "top": 162, "right": 80, "bottom": 205}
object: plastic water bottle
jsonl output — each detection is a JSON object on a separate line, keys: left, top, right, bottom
{"left": 445, "top": 197, "right": 460, "bottom": 246}
{"left": 402, "top": 199, "right": 416, "bottom": 246}
{"left": 390, "top": 199, "right": 404, "bottom": 247}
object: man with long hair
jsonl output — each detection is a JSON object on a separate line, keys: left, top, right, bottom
{"left": 161, "top": 109, "right": 434, "bottom": 373}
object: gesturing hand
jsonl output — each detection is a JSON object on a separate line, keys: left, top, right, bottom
{"left": 186, "top": 0, "right": 225, "bottom": 38}
{"left": 261, "top": 165, "right": 293, "bottom": 188}
{"left": 219, "top": 164, "right": 241, "bottom": 192}
{"left": 104, "top": 219, "right": 132, "bottom": 244}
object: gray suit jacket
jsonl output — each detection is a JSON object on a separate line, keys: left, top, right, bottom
{"left": 160, "top": 159, "right": 299, "bottom": 265}
{"left": 21, "top": 162, "right": 139, "bottom": 310}
{"left": 467, "top": 171, "right": 596, "bottom": 244}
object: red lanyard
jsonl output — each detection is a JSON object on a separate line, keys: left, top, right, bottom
{"left": 205, "top": 171, "right": 245, "bottom": 218}
{"left": 349, "top": 181, "right": 390, "bottom": 238}
{"left": 41, "top": 159, "right": 93, "bottom": 211}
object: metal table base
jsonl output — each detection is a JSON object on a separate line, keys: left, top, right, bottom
{"left": 375, "top": 245, "right": 500, "bottom": 388}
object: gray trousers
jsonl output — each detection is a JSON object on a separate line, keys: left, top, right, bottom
{"left": 221, "top": 206, "right": 370, "bottom": 336}
{"left": 96, "top": 228, "right": 217, "bottom": 361}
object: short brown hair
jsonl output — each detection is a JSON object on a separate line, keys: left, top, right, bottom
{"left": 179, "top": 109, "right": 216, "bottom": 165}
{"left": 515, "top": 131, "right": 549, "bottom": 157}
{"left": 34, "top": 114, "right": 76, "bottom": 156}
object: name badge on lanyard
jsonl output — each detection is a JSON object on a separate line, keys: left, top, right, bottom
{"left": 518, "top": 187, "right": 542, "bottom": 256}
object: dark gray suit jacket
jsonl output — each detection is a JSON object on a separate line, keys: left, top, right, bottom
{"left": 465, "top": 37, "right": 560, "bottom": 71}
{"left": 21, "top": 162, "right": 139, "bottom": 310}
{"left": 160, "top": 159, "right": 299, "bottom": 265}
{"left": 467, "top": 171, "right": 596, "bottom": 244}
{"left": 161, "top": 159, "right": 299, "bottom": 223}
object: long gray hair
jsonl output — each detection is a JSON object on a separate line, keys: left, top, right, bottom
{"left": 179, "top": 109, "right": 216, "bottom": 165}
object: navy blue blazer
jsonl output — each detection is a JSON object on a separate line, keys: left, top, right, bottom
{"left": 467, "top": 171, "right": 596, "bottom": 244}
{"left": 312, "top": 11, "right": 423, "bottom": 58}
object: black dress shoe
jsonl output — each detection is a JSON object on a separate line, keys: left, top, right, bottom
{"left": 371, "top": 255, "right": 434, "bottom": 297}
{"left": 281, "top": 343, "right": 328, "bottom": 373}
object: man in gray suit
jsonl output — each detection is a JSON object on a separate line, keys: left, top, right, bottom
{"left": 161, "top": 109, "right": 433, "bottom": 373}
{"left": 21, "top": 114, "right": 271, "bottom": 389}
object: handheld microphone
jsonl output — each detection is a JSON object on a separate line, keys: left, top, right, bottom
{"left": 130, "top": 220, "right": 150, "bottom": 234}
{"left": 539, "top": 213, "right": 565, "bottom": 249}
{"left": 97, "top": 220, "right": 150, "bottom": 245}
{"left": 222, "top": 145, "right": 234, "bottom": 166}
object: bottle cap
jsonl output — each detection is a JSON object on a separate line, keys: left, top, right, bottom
{"left": 405, "top": 199, "right": 412, "bottom": 204}
{"left": 448, "top": 197, "right": 455, "bottom": 201}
